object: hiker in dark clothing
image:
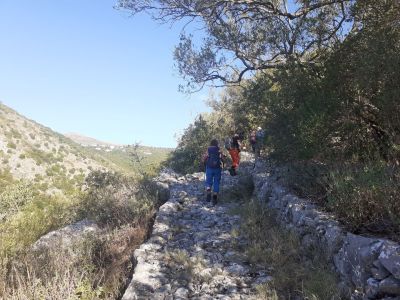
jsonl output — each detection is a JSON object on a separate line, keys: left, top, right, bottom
{"left": 249, "top": 130, "right": 257, "bottom": 153}
{"left": 203, "top": 139, "right": 225, "bottom": 205}
{"left": 228, "top": 133, "right": 241, "bottom": 176}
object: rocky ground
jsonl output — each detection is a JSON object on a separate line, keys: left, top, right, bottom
{"left": 122, "top": 168, "right": 271, "bottom": 300}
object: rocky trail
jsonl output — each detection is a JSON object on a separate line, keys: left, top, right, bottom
{"left": 122, "top": 168, "right": 270, "bottom": 300}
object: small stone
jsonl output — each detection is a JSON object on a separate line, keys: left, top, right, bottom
{"left": 174, "top": 287, "right": 189, "bottom": 298}
{"left": 226, "top": 263, "right": 249, "bottom": 276}
{"left": 379, "top": 244, "right": 400, "bottom": 280}
{"left": 365, "top": 278, "right": 380, "bottom": 299}
{"left": 371, "top": 265, "right": 391, "bottom": 280}
{"left": 379, "top": 276, "right": 400, "bottom": 296}
{"left": 254, "top": 275, "right": 273, "bottom": 285}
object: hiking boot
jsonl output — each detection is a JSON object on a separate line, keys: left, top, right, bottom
{"left": 206, "top": 191, "right": 211, "bottom": 202}
{"left": 212, "top": 194, "right": 218, "bottom": 206}
{"left": 229, "top": 167, "right": 235, "bottom": 176}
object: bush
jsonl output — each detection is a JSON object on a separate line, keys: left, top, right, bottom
{"left": 78, "top": 171, "right": 157, "bottom": 227}
{"left": 7, "top": 142, "right": 16, "bottom": 149}
{"left": 0, "top": 194, "right": 77, "bottom": 256}
{"left": 0, "top": 182, "right": 34, "bottom": 218}
{"left": 326, "top": 163, "right": 400, "bottom": 237}
{"left": 166, "top": 115, "right": 220, "bottom": 174}
{"left": 239, "top": 199, "right": 340, "bottom": 299}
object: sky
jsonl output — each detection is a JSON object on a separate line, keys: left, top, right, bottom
{"left": 0, "top": 0, "right": 211, "bottom": 148}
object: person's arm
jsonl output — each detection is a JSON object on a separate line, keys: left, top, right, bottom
{"left": 202, "top": 152, "right": 208, "bottom": 165}
{"left": 220, "top": 152, "right": 226, "bottom": 168}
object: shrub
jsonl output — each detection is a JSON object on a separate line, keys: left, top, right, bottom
{"left": 239, "top": 199, "right": 340, "bottom": 299}
{"left": 0, "top": 194, "right": 77, "bottom": 256}
{"left": 0, "top": 182, "right": 34, "bottom": 218}
{"left": 78, "top": 171, "right": 157, "bottom": 227}
{"left": 7, "top": 141, "right": 17, "bottom": 150}
{"left": 326, "top": 162, "right": 400, "bottom": 238}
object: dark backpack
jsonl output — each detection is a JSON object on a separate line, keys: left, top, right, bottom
{"left": 250, "top": 132, "right": 257, "bottom": 144}
{"left": 206, "top": 146, "right": 221, "bottom": 168}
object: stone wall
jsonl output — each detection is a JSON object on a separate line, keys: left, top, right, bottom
{"left": 251, "top": 160, "right": 400, "bottom": 300}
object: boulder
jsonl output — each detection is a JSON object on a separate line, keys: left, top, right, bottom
{"left": 379, "top": 244, "right": 400, "bottom": 280}
{"left": 32, "top": 219, "right": 99, "bottom": 253}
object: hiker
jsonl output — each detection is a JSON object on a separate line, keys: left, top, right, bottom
{"left": 227, "top": 133, "right": 241, "bottom": 176}
{"left": 255, "top": 126, "right": 265, "bottom": 156}
{"left": 249, "top": 130, "right": 257, "bottom": 153}
{"left": 203, "top": 139, "right": 225, "bottom": 205}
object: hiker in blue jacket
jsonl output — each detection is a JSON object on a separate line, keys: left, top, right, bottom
{"left": 202, "top": 139, "right": 225, "bottom": 205}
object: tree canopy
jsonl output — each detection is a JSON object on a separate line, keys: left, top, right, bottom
{"left": 117, "top": 0, "right": 354, "bottom": 91}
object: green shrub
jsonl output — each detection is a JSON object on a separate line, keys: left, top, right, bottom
{"left": 326, "top": 163, "right": 400, "bottom": 237}
{"left": 26, "top": 148, "right": 58, "bottom": 165}
{"left": 19, "top": 153, "right": 26, "bottom": 159}
{"left": 78, "top": 171, "right": 157, "bottom": 227}
{"left": 0, "top": 182, "right": 34, "bottom": 217}
{"left": 7, "top": 142, "right": 16, "bottom": 149}
{"left": 29, "top": 133, "right": 36, "bottom": 140}
{"left": 0, "top": 169, "right": 13, "bottom": 189}
{"left": 0, "top": 194, "right": 77, "bottom": 256}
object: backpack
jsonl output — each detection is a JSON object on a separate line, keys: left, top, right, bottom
{"left": 250, "top": 133, "right": 257, "bottom": 145}
{"left": 206, "top": 146, "right": 221, "bottom": 168}
{"left": 224, "top": 138, "right": 232, "bottom": 150}
{"left": 256, "top": 129, "right": 265, "bottom": 139}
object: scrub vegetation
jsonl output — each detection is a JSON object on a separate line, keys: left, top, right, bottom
{"left": 0, "top": 104, "right": 169, "bottom": 298}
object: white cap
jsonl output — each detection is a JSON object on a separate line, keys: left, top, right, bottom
{"left": 257, "top": 126, "right": 262, "bottom": 130}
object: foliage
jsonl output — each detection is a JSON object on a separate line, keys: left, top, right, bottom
{"left": 0, "top": 194, "right": 77, "bottom": 257}
{"left": 165, "top": 1, "right": 400, "bottom": 236}
{"left": 117, "top": 0, "right": 354, "bottom": 91}
{"left": 0, "top": 182, "right": 35, "bottom": 219}
{"left": 0, "top": 169, "right": 160, "bottom": 299}
{"left": 326, "top": 163, "right": 400, "bottom": 237}
{"left": 166, "top": 115, "right": 220, "bottom": 174}
{"left": 238, "top": 199, "right": 340, "bottom": 299}
{"left": 79, "top": 170, "right": 157, "bottom": 227}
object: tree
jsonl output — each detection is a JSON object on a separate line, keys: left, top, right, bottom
{"left": 117, "top": 0, "right": 354, "bottom": 91}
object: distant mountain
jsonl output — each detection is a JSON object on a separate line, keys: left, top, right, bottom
{"left": 0, "top": 103, "right": 171, "bottom": 195}
{"left": 65, "top": 133, "right": 121, "bottom": 148}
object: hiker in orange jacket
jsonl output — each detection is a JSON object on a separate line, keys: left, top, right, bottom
{"left": 228, "top": 133, "right": 241, "bottom": 176}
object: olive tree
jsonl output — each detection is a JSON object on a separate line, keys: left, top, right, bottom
{"left": 117, "top": 0, "right": 354, "bottom": 91}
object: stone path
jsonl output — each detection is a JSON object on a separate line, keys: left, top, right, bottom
{"left": 122, "top": 170, "right": 270, "bottom": 300}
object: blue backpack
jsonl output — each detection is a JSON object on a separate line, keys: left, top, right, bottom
{"left": 206, "top": 146, "right": 221, "bottom": 168}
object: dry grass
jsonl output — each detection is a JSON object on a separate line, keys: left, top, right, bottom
{"left": 238, "top": 199, "right": 341, "bottom": 300}
{"left": 0, "top": 171, "right": 159, "bottom": 299}
{"left": 0, "top": 219, "right": 153, "bottom": 300}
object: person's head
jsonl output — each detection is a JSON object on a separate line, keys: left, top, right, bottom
{"left": 210, "top": 139, "right": 219, "bottom": 147}
{"left": 234, "top": 133, "right": 239, "bottom": 139}
{"left": 257, "top": 126, "right": 262, "bottom": 131}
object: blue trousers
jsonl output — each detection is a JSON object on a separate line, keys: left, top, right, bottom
{"left": 205, "top": 167, "right": 222, "bottom": 193}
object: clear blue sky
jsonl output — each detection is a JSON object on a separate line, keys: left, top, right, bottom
{"left": 0, "top": 0, "right": 210, "bottom": 148}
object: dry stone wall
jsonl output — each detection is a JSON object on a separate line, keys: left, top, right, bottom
{"left": 252, "top": 160, "right": 400, "bottom": 300}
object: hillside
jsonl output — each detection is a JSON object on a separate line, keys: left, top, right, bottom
{"left": 66, "top": 133, "right": 172, "bottom": 175}
{"left": 0, "top": 103, "right": 111, "bottom": 195}
{"left": 65, "top": 132, "right": 120, "bottom": 147}
{"left": 0, "top": 104, "right": 172, "bottom": 195}
{"left": 0, "top": 103, "right": 171, "bottom": 298}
